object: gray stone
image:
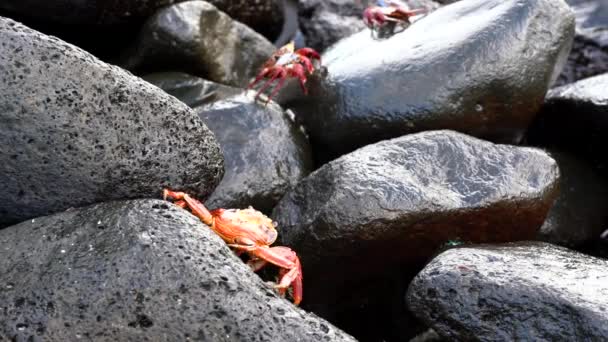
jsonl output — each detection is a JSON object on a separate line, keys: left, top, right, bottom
{"left": 0, "top": 199, "right": 356, "bottom": 342}
{"left": 280, "top": 0, "right": 575, "bottom": 162}
{"left": 538, "top": 151, "right": 608, "bottom": 248}
{"left": 120, "top": 0, "right": 276, "bottom": 88}
{"left": 407, "top": 242, "right": 608, "bottom": 341}
{"left": 0, "top": 17, "right": 224, "bottom": 228}
{"left": 272, "top": 130, "right": 559, "bottom": 340}
{"left": 197, "top": 94, "right": 313, "bottom": 213}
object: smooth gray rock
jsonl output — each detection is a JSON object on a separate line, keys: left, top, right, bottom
{"left": 143, "top": 72, "right": 242, "bottom": 108}
{"left": 197, "top": 94, "right": 313, "bottom": 213}
{"left": 271, "top": 130, "right": 559, "bottom": 340}
{"left": 120, "top": 0, "right": 276, "bottom": 88}
{"left": 0, "top": 17, "right": 224, "bottom": 228}
{"left": 538, "top": 151, "right": 608, "bottom": 248}
{"left": 280, "top": 0, "right": 575, "bottom": 162}
{"left": 0, "top": 199, "right": 356, "bottom": 342}
{"left": 526, "top": 73, "right": 608, "bottom": 176}
{"left": 407, "top": 242, "right": 608, "bottom": 341}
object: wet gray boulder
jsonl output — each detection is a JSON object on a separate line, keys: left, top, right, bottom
{"left": 271, "top": 130, "right": 559, "bottom": 340}
{"left": 143, "top": 72, "right": 242, "bottom": 108}
{"left": 281, "top": 0, "right": 575, "bottom": 162}
{"left": 120, "top": 0, "right": 276, "bottom": 88}
{"left": 526, "top": 73, "right": 608, "bottom": 176}
{"left": 196, "top": 94, "right": 313, "bottom": 213}
{"left": 297, "top": 0, "right": 437, "bottom": 52}
{"left": 0, "top": 199, "right": 356, "bottom": 342}
{"left": 407, "top": 242, "right": 608, "bottom": 341}
{"left": 538, "top": 151, "right": 608, "bottom": 248}
{"left": 556, "top": 0, "right": 608, "bottom": 86}
{"left": 0, "top": 18, "right": 224, "bottom": 228}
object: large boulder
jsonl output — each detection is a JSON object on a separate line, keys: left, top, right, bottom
{"left": 120, "top": 1, "right": 276, "bottom": 88}
{"left": 272, "top": 130, "right": 559, "bottom": 340}
{"left": 407, "top": 242, "right": 608, "bottom": 341}
{"left": 197, "top": 94, "right": 313, "bottom": 213}
{"left": 280, "top": 0, "right": 575, "bottom": 162}
{"left": 0, "top": 199, "right": 356, "bottom": 341}
{"left": 0, "top": 17, "right": 224, "bottom": 228}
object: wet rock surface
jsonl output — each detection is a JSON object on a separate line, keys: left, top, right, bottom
{"left": 143, "top": 72, "right": 241, "bottom": 108}
{"left": 407, "top": 242, "right": 608, "bottom": 341}
{"left": 281, "top": 0, "right": 574, "bottom": 162}
{"left": 555, "top": 0, "right": 608, "bottom": 86}
{"left": 526, "top": 73, "right": 608, "bottom": 175}
{"left": 538, "top": 151, "right": 608, "bottom": 248}
{"left": 196, "top": 94, "right": 313, "bottom": 213}
{"left": 0, "top": 199, "right": 356, "bottom": 342}
{"left": 120, "top": 0, "right": 275, "bottom": 88}
{"left": 272, "top": 130, "right": 559, "bottom": 340}
{"left": 297, "top": 0, "right": 437, "bottom": 53}
{"left": 0, "top": 18, "right": 223, "bottom": 228}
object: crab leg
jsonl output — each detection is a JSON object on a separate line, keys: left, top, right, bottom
{"left": 163, "top": 189, "right": 214, "bottom": 226}
{"left": 254, "top": 68, "right": 284, "bottom": 100}
{"left": 247, "top": 67, "right": 272, "bottom": 91}
{"left": 266, "top": 73, "right": 287, "bottom": 104}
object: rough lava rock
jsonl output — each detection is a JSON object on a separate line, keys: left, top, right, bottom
{"left": 556, "top": 0, "right": 608, "bottom": 86}
{"left": 297, "top": 0, "right": 437, "bottom": 53}
{"left": 538, "top": 151, "right": 608, "bottom": 248}
{"left": 281, "top": 0, "right": 575, "bottom": 162}
{"left": 526, "top": 73, "right": 608, "bottom": 176}
{"left": 272, "top": 130, "right": 559, "bottom": 339}
{"left": 143, "top": 72, "right": 241, "bottom": 108}
{"left": 407, "top": 242, "right": 608, "bottom": 341}
{"left": 0, "top": 18, "right": 224, "bottom": 228}
{"left": 0, "top": 199, "right": 356, "bottom": 342}
{"left": 196, "top": 94, "right": 313, "bottom": 213}
{"left": 120, "top": 0, "right": 276, "bottom": 88}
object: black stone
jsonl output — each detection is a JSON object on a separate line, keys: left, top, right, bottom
{"left": 196, "top": 94, "right": 313, "bottom": 213}
{"left": 407, "top": 242, "right": 608, "bottom": 341}
{"left": 280, "top": 0, "right": 575, "bottom": 162}
{"left": 0, "top": 199, "right": 356, "bottom": 341}
{"left": 119, "top": 1, "right": 276, "bottom": 88}
{"left": 0, "top": 18, "right": 224, "bottom": 227}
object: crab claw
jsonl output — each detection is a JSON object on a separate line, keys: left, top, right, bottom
{"left": 295, "top": 47, "right": 321, "bottom": 73}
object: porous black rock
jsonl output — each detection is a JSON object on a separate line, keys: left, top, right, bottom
{"left": 0, "top": 199, "right": 356, "bottom": 342}
{"left": 0, "top": 18, "right": 224, "bottom": 227}
{"left": 272, "top": 130, "right": 559, "bottom": 340}
{"left": 407, "top": 242, "right": 608, "bottom": 341}
{"left": 196, "top": 94, "right": 313, "bottom": 213}
{"left": 281, "top": 0, "right": 575, "bottom": 162}
{"left": 120, "top": 0, "right": 275, "bottom": 88}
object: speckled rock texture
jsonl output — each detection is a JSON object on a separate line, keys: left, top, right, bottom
{"left": 297, "top": 0, "right": 438, "bottom": 52}
{"left": 526, "top": 73, "right": 608, "bottom": 176}
{"left": 143, "top": 72, "right": 242, "bottom": 108}
{"left": 555, "top": 0, "right": 608, "bottom": 86}
{"left": 0, "top": 199, "right": 356, "bottom": 342}
{"left": 197, "top": 94, "right": 313, "bottom": 213}
{"left": 407, "top": 242, "right": 608, "bottom": 341}
{"left": 0, "top": 17, "right": 224, "bottom": 228}
{"left": 538, "top": 151, "right": 608, "bottom": 248}
{"left": 271, "top": 130, "right": 559, "bottom": 340}
{"left": 120, "top": 0, "right": 276, "bottom": 88}
{"left": 280, "top": 0, "right": 575, "bottom": 162}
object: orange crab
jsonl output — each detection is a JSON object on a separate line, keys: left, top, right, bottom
{"left": 163, "top": 189, "right": 303, "bottom": 305}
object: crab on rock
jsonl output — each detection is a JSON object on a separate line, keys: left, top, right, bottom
{"left": 363, "top": 0, "right": 426, "bottom": 34}
{"left": 163, "top": 189, "right": 303, "bottom": 305}
{"left": 247, "top": 41, "right": 321, "bottom": 104}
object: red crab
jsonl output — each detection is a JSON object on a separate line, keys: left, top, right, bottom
{"left": 363, "top": 0, "right": 426, "bottom": 33}
{"left": 247, "top": 41, "right": 321, "bottom": 104}
{"left": 163, "top": 189, "right": 303, "bottom": 305}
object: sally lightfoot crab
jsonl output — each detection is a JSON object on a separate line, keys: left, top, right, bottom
{"left": 163, "top": 189, "right": 303, "bottom": 305}
{"left": 363, "top": 0, "right": 427, "bottom": 36}
{"left": 247, "top": 41, "right": 321, "bottom": 104}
